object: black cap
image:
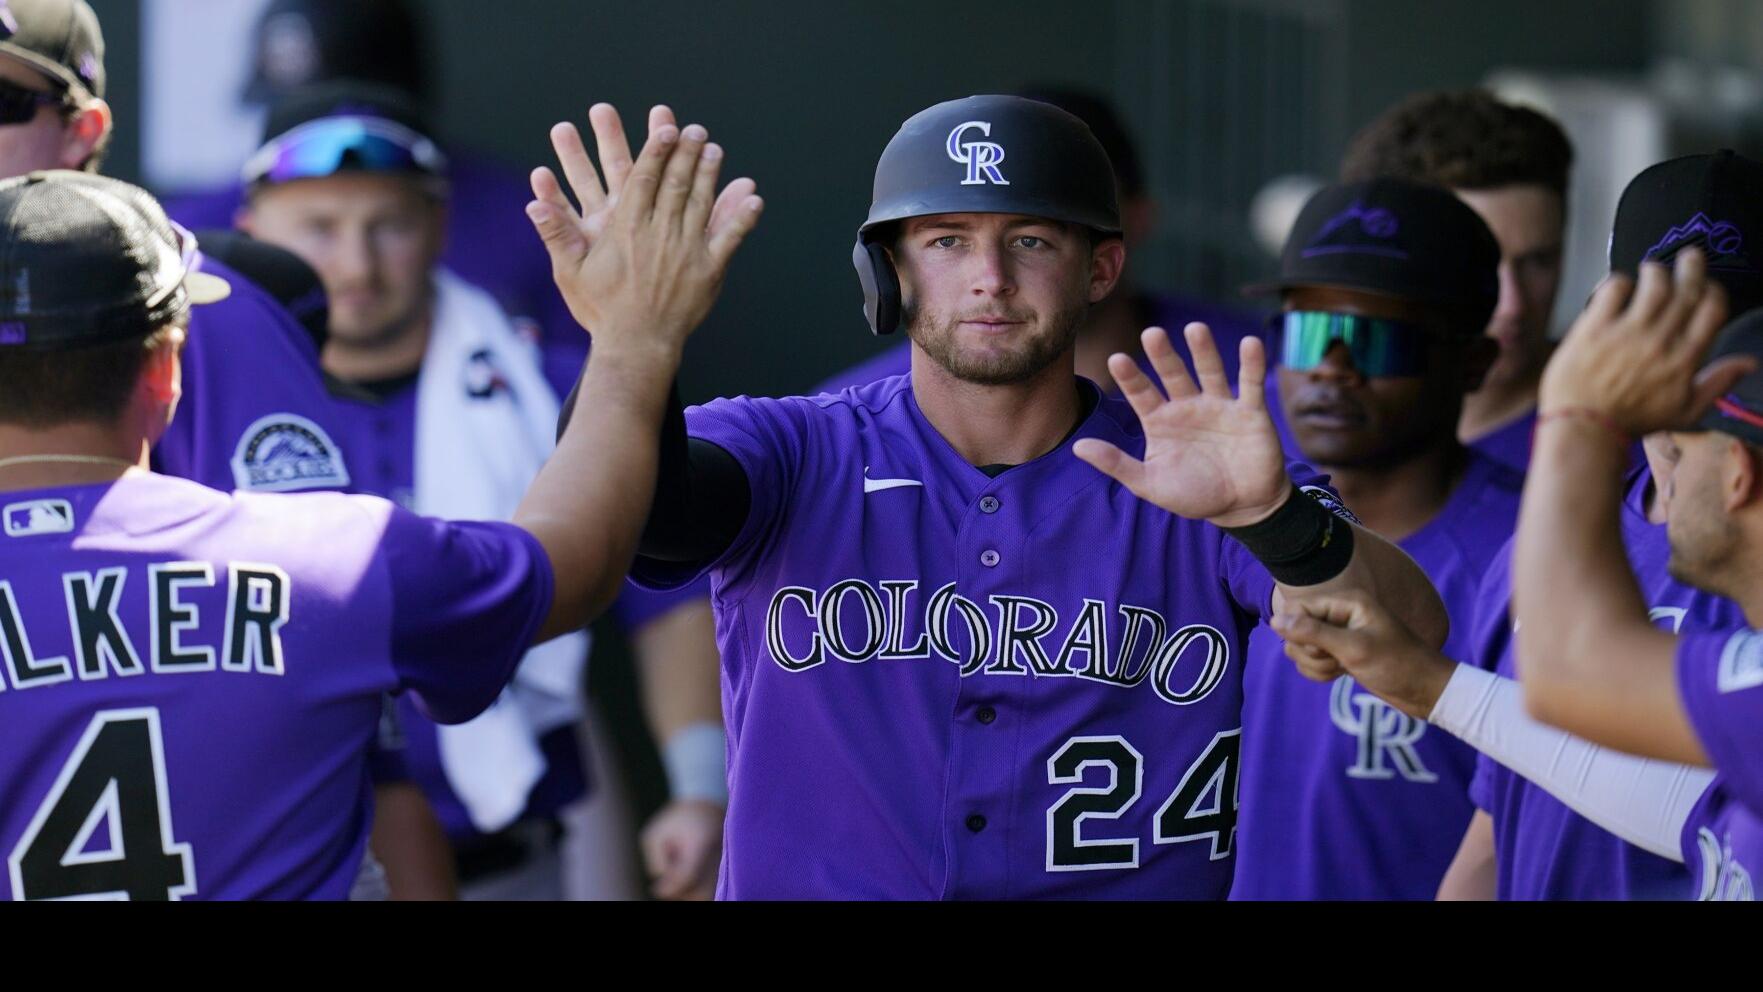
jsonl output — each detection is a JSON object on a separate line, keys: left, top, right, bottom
{"left": 859, "top": 95, "right": 1121, "bottom": 239}
{"left": 0, "top": 0, "right": 103, "bottom": 99}
{"left": 0, "top": 172, "right": 230, "bottom": 351}
{"left": 194, "top": 229, "right": 328, "bottom": 352}
{"left": 1013, "top": 85, "right": 1144, "bottom": 200}
{"left": 247, "top": 80, "right": 446, "bottom": 190}
{"left": 1693, "top": 308, "right": 1763, "bottom": 446}
{"left": 259, "top": 80, "right": 431, "bottom": 148}
{"left": 1245, "top": 177, "right": 1500, "bottom": 327}
{"left": 243, "top": 0, "right": 425, "bottom": 105}
{"left": 1610, "top": 151, "right": 1763, "bottom": 316}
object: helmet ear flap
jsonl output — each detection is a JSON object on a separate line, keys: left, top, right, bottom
{"left": 852, "top": 238, "right": 902, "bottom": 336}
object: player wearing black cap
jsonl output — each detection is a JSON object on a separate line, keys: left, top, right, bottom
{"left": 544, "top": 98, "right": 1444, "bottom": 899}
{"left": 1230, "top": 177, "right": 1524, "bottom": 900}
{"left": 0, "top": 0, "right": 108, "bottom": 177}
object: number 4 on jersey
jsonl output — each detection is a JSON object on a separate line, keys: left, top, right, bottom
{"left": 8, "top": 709, "right": 195, "bottom": 901}
{"left": 1046, "top": 729, "right": 1240, "bottom": 871}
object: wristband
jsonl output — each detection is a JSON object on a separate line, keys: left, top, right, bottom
{"left": 1534, "top": 406, "right": 1634, "bottom": 449}
{"left": 1222, "top": 483, "right": 1356, "bottom": 586}
{"left": 663, "top": 723, "right": 728, "bottom": 805}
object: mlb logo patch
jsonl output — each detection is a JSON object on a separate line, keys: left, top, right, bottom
{"left": 231, "top": 413, "right": 351, "bottom": 493}
{"left": 3, "top": 499, "right": 74, "bottom": 537}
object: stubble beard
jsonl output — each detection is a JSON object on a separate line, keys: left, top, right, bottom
{"left": 906, "top": 297, "right": 1088, "bottom": 386}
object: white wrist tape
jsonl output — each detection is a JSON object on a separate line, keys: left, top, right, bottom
{"left": 663, "top": 722, "right": 728, "bottom": 805}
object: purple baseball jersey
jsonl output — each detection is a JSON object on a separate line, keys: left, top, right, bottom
{"left": 631, "top": 373, "right": 1341, "bottom": 900}
{"left": 1677, "top": 628, "right": 1763, "bottom": 901}
{"left": 1232, "top": 450, "right": 1523, "bottom": 900}
{"left": 0, "top": 473, "right": 551, "bottom": 900}
{"left": 1464, "top": 409, "right": 1536, "bottom": 474}
{"left": 1469, "top": 467, "right": 1740, "bottom": 900}
{"left": 811, "top": 292, "right": 1267, "bottom": 396}
{"left": 151, "top": 253, "right": 353, "bottom": 496}
{"left": 163, "top": 154, "right": 585, "bottom": 402}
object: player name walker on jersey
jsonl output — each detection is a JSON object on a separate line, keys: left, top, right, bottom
{"left": 633, "top": 374, "right": 1344, "bottom": 900}
{"left": 0, "top": 474, "right": 553, "bottom": 901}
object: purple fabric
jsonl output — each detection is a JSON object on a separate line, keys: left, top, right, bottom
{"left": 632, "top": 374, "right": 1337, "bottom": 899}
{"left": 1465, "top": 409, "right": 1536, "bottom": 474}
{"left": 1677, "top": 629, "right": 1763, "bottom": 900}
{"left": 810, "top": 291, "right": 1268, "bottom": 397}
{"left": 151, "top": 254, "right": 352, "bottom": 495}
{"left": 1471, "top": 467, "right": 1741, "bottom": 900}
{"left": 0, "top": 473, "right": 549, "bottom": 900}
{"left": 1232, "top": 451, "right": 1524, "bottom": 900}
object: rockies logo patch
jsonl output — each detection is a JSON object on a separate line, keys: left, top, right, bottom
{"left": 230, "top": 413, "right": 351, "bottom": 493}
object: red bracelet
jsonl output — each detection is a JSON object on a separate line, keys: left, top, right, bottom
{"left": 1533, "top": 406, "right": 1634, "bottom": 449}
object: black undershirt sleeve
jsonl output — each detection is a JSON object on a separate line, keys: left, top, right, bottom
{"left": 556, "top": 364, "right": 752, "bottom": 568}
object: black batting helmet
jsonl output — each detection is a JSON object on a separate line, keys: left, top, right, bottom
{"left": 853, "top": 95, "right": 1121, "bottom": 335}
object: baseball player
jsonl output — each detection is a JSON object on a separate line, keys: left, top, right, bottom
{"left": 1229, "top": 178, "right": 1524, "bottom": 900}
{"left": 814, "top": 86, "right": 1264, "bottom": 398}
{"left": 1335, "top": 90, "right": 1574, "bottom": 471}
{"left": 538, "top": 96, "right": 1446, "bottom": 899}
{"left": 1274, "top": 248, "right": 1758, "bottom": 901}
{"left": 1435, "top": 153, "right": 1763, "bottom": 900}
{"left": 239, "top": 84, "right": 727, "bottom": 900}
{"left": 0, "top": 119, "right": 758, "bottom": 898}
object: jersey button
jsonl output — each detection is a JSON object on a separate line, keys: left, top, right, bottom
{"left": 979, "top": 496, "right": 1001, "bottom": 514}
{"left": 977, "top": 706, "right": 997, "bottom": 724}
{"left": 980, "top": 549, "right": 1000, "bottom": 568}
{"left": 965, "top": 814, "right": 987, "bottom": 833}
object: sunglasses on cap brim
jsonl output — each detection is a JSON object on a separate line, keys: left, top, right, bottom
{"left": 1273, "top": 310, "right": 1432, "bottom": 378}
{"left": 0, "top": 78, "right": 68, "bottom": 127}
{"left": 242, "top": 116, "right": 449, "bottom": 187}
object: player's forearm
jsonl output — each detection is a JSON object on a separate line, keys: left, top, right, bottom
{"left": 1279, "top": 526, "right": 1448, "bottom": 650}
{"left": 1435, "top": 811, "right": 1497, "bottom": 901}
{"left": 1515, "top": 421, "right": 1658, "bottom": 720}
{"left": 518, "top": 340, "right": 681, "bottom": 640}
{"left": 371, "top": 783, "right": 460, "bottom": 901}
{"left": 633, "top": 599, "right": 724, "bottom": 742}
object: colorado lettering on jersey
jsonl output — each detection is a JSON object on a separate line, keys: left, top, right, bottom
{"left": 0, "top": 562, "right": 290, "bottom": 691}
{"left": 764, "top": 578, "right": 1230, "bottom": 707}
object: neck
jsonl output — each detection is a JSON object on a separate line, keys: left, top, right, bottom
{"left": 1315, "top": 441, "right": 1469, "bottom": 542}
{"left": 1458, "top": 364, "right": 1543, "bottom": 443}
{"left": 910, "top": 349, "right": 1084, "bottom": 468}
{"left": 323, "top": 304, "right": 434, "bottom": 384}
{"left": 0, "top": 422, "right": 147, "bottom": 492}
{"left": 1072, "top": 290, "right": 1144, "bottom": 389}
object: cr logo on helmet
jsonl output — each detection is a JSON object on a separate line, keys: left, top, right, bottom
{"left": 946, "top": 121, "right": 1010, "bottom": 186}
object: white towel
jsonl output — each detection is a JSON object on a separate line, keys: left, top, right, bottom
{"left": 415, "top": 268, "right": 591, "bottom": 833}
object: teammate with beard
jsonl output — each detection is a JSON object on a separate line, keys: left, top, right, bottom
{"left": 541, "top": 96, "right": 1445, "bottom": 898}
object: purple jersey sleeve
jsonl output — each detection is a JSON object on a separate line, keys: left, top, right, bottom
{"left": 379, "top": 509, "right": 556, "bottom": 724}
{"left": 1678, "top": 628, "right": 1763, "bottom": 816}
{"left": 1218, "top": 464, "right": 1347, "bottom": 618}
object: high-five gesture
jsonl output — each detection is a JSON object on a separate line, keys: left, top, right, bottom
{"left": 1074, "top": 323, "right": 1293, "bottom": 528}
{"left": 525, "top": 104, "right": 763, "bottom": 353}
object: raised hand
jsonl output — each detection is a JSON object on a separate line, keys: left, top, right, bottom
{"left": 525, "top": 104, "right": 763, "bottom": 345}
{"left": 1540, "top": 248, "right": 1747, "bottom": 436}
{"left": 1074, "top": 323, "right": 1292, "bottom": 528}
{"left": 641, "top": 799, "right": 724, "bottom": 901}
{"left": 1270, "top": 593, "right": 1455, "bottom": 721}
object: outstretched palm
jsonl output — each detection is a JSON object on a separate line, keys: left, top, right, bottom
{"left": 1074, "top": 324, "right": 1291, "bottom": 528}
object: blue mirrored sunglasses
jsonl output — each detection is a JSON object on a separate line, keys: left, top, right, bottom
{"left": 1275, "top": 310, "right": 1430, "bottom": 378}
{"left": 242, "top": 116, "right": 448, "bottom": 186}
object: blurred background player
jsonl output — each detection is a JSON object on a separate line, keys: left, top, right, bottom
{"left": 1336, "top": 89, "right": 1574, "bottom": 471}
{"left": 814, "top": 85, "right": 1264, "bottom": 397}
{"left": 240, "top": 84, "right": 724, "bottom": 899}
{"left": 1230, "top": 178, "right": 1523, "bottom": 899}
{"left": 160, "top": 0, "right": 581, "bottom": 397}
